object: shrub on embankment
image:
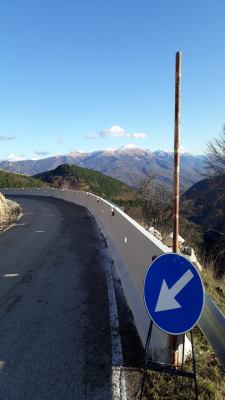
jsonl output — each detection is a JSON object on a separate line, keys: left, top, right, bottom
{"left": 0, "top": 192, "right": 21, "bottom": 232}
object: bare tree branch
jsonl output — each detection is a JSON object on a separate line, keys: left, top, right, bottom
{"left": 139, "top": 172, "right": 173, "bottom": 234}
{"left": 205, "top": 125, "right": 225, "bottom": 176}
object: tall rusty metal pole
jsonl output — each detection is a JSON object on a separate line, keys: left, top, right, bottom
{"left": 172, "top": 51, "right": 182, "bottom": 367}
{"left": 173, "top": 51, "right": 182, "bottom": 253}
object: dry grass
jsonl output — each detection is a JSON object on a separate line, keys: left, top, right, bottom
{"left": 142, "top": 327, "right": 225, "bottom": 399}
{"left": 200, "top": 261, "right": 225, "bottom": 314}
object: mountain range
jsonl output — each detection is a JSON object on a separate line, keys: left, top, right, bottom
{"left": 0, "top": 145, "right": 206, "bottom": 190}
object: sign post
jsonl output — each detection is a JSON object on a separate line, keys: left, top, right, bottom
{"left": 173, "top": 51, "right": 182, "bottom": 253}
{"left": 172, "top": 50, "right": 182, "bottom": 366}
{"left": 139, "top": 253, "right": 204, "bottom": 400}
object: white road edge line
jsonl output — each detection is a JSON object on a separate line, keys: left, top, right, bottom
{"left": 105, "top": 256, "right": 127, "bottom": 400}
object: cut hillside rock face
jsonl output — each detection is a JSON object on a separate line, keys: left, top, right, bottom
{"left": 0, "top": 192, "right": 21, "bottom": 232}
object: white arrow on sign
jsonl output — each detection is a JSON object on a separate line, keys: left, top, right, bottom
{"left": 155, "top": 269, "right": 194, "bottom": 312}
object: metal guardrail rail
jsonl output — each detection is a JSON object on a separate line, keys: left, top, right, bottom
{"left": 199, "top": 293, "right": 225, "bottom": 369}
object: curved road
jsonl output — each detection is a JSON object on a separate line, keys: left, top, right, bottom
{"left": 0, "top": 196, "right": 142, "bottom": 400}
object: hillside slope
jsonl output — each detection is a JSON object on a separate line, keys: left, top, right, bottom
{"left": 0, "top": 170, "right": 46, "bottom": 188}
{"left": 35, "top": 164, "right": 134, "bottom": 200}
{"left": 183, "top": 174, "right": 225, "bottom": 271}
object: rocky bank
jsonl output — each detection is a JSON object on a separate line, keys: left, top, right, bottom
{"left": 0, "top": 192, "right": 21, "bottom": 232}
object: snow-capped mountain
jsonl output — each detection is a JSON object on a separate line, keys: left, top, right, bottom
{"left": 0, "top": 145, "right": 206, "bottom": 190}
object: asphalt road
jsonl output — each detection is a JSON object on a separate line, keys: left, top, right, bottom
{"left": 0, "top": 196, "right": 142, "bottom": 400}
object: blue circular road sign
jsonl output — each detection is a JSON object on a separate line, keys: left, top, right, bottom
{"left": 144, "top": 253, "right": 204, "bottom": 335}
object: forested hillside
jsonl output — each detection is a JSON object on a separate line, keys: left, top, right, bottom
{"left": 0, "top": 170, "right": 46, "bottom": 188}
{"left": 35, "top": 164, "right": 134, "bottom": 200}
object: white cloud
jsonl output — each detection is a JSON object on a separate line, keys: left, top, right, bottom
{"left": 86, "top": 125, "right": 148, "bottom": 139}
{"left": 3, "top": 152, "right": 51, "bottom": 162}
{"left": 5, "top": 153, "right": 26, "bottom": 162}
{"left": 100, "top": 125, "right": 126, "bottom": 137}
{"left": 0, "top": 135, "right": 16, "bottom": 141}
{"left": 34, "top": 151, "right": 51, "bottom": 156}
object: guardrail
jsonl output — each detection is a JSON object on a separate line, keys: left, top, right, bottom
{"left": 199, "top": 294, "right": 225, "bottom": 368}
{"left": 2, "top": 188, "right": 224, "bottom": 369}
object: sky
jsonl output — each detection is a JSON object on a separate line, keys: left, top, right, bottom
{"left": 0, "top": 0, "right": 225, "bottom": 160}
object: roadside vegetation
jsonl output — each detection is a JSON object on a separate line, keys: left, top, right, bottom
{"left": 0, "top": 170, "right": 46, "bottom": 188}
{"left": 142, "top": 326, "right": 225, "bottom": 399}
{"left": 201, "top": 258, "right": 225, "bottom": 314}
{"left": 0, "top": 192, "right": 21, "bottom": 233}
{"left": 115, "top": 172, "right": 203, "bottom": 249}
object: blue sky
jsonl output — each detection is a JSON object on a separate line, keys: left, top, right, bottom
{"left": 0, "top": 0, "right": 225, "bottom": 160}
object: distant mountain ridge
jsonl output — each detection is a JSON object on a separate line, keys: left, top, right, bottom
{"left": 0, "top": 145, "right": 206, "bottom": 190}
